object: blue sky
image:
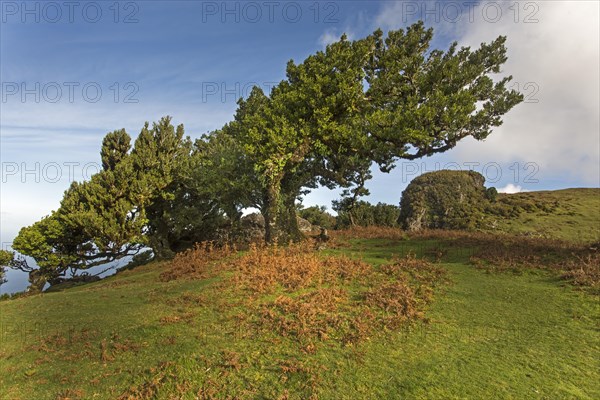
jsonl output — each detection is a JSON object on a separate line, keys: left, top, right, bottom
{"left": 1, "top": 1, "right": 599, "bottom": 292}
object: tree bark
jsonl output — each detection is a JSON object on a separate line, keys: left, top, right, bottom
{"left": 27, "top": 270, "right": 47, "bottom": 293}
{"left": 281, "top": 194, "right": 302, "bottom": 242}
{"left": 263, "top": 182, "right": 281, "bottom": 244}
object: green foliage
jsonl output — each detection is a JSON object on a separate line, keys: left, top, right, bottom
{"left": 485, "top": 187, "right": 498, "bottom": 202}
{"left": 336, "top": 201, "right": 401, "bottom": 228}
{"left": 100, "top": 129, "right": 131, "bottom": 171}
{"left": 366, "top": 23, "right": 524, "bottom": 169}
{"left": 130, "top": 118, "right": 240, "bottom": 258}
{"left": 192, "top": 129, "right": 262, "bottom": 222}
{"left": 11, "top": 157, "right": 149, "bottom": 290}
{"left": 399, "top": 170, "right": 489, "bottom": 231}
{"left": 6, "top": 21, "right": 525, "bottom": 291}
{"left": 225, "top": 22, "right": 521, "bottom": 242}
{"left": 59, "top": 162, "right": 149, "bottom": 255}
{"left": 297, "top": 206, "right": 336, "bottom": 229}
{"left": 0, "top": 249, "right": 13, "bottom": 284}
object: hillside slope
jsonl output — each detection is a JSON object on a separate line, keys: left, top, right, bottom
{"left": 1, "top": 234, "right": 598, "bottom": 399}
{"left": 484, "top": 188, "right": 600, "bottom": 242}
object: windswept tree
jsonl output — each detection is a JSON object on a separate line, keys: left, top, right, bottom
{"left": 365, "top": 23, "right": 522, "bottom": 169}
{"left": 10, "top": 152, "right": 148, "bottom": 292}
{"left": 8, "top": 118, "right": 192, "bottom": 290}
{"left": 127, "top": 117, "right": 236, "bottom": 258}
{"left": 228, "top": 22, "right": 522, "bottom": 242}
{"left": 6, "top": 116, "right": 254, "bottom": 291}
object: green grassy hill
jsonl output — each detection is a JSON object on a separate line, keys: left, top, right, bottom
{"left": 1, "top": 228, "right": 599, "bottom": 399}
{"left": 485, "top": 188, "right": 600, "bottom": 243}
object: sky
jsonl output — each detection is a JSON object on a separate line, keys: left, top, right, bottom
{"left": 1, "top": 1, "right": 599, "bottom": 292}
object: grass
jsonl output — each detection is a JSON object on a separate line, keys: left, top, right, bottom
{"left": 1, "top": 231, "right": 599, "bottom": 399}
{"left": 488, "top": 188, "right": 600, "bottom": 243}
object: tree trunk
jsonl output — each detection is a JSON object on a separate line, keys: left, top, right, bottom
{"left": 348, "top": 209, "right": 356, "bottom": 227}
{"left": 263, "top": 182, "right": 281, "bottom": 244}
{"left": 281, "top": 195, "right": 302, "bottom": 242}
{"left": 150, "top": 234, "right": 175, "bottom": 260}
{"left": 27, "top": 270, "right": 47, "bottom": 293}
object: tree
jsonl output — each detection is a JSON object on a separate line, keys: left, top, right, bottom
{"left": 11, "top": 212, "right": 84, "bottom": 292}
{"left": 101, "top": 129, "right": 131, "bottom": 171}
{"left": 332, "top": 163, "right": 372, "bottom": 227}
{"left": 298, "top": 206, "right": 336, "bottom": 230}
{"left": 126, "top": 117, "right": 240, "bottom": 257}
{"left": 335, "top": 201, "right": 400, "bottom": 228}
{"left": 11, "top": 157, "right": 148, "bottom": 292}
{"left": 228, "top": 22, "right": 522, "bottom": 242}
{"left": 365, "top": 23, "right": 523, "bottom": 169}
{"left": 227, "top": 34, "right": 375, "bottom": 242}
{"left": 192, "top": 129, "right": 262, "bottom": 224}
{"left": 129, "top": 117, "right": 194, "bottom": 258}
{"left": 9, "top": 125, "right": 151, "bottom": 291}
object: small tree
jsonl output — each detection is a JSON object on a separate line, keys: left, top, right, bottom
{"left": 11, "top": 159, "right": 148, "bottom": 291}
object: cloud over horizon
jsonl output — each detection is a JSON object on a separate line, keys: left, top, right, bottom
{"left": 373, "top": 1, "right": 599, "bottom": 187}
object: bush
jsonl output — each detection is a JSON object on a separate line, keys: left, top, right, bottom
{"left": 297, "top": 206, "right": 336, "bottom": 229}
{"left": 485, "top": 187, "right": 498, "bottom": 202}
{"left": 398, "top": 170, "right": 489, "bottom": 231}
{"left": 159, "top": 242, "right": 233, "bottom": 282}
{"left": 336, "top": 201, "right": 400, "bottom": 229}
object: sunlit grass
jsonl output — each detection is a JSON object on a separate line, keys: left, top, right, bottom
{"left": 1, "top": 236, "right": 598, "bottom": 399}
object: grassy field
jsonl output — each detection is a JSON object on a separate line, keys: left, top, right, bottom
{"left": 488, "top": 188, "right": 600, "bottom": 243}
{"left": 1, "top": 230, "right": 598, "bottom": 399}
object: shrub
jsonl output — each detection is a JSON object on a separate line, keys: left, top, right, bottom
{"left": 158, "top": 239, "right": 449, "bottom": 346}
{"left": 229, "top": 242, "right": 448, "bottom": 344}
{"left": 485, "top": 187, "right": 498, "bottom": 202}
{"left": 232, "top": 243, "right": 371, "bottom": 293}
{"left": 159, "top": 242, "right": 233, "bottom": 282}
{"left": 298, "top": 206, "right": 336, "bottom": 229}
{"left": 561, "top": 253, "right": 600, "bottom": 292}
{"left": 335, "top": 201, "right": 400, "bottom": 229}
{"left": 398, "top": 170, "right": 490, "bottom": 231}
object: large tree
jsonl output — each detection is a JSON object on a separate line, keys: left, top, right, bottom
{"left": 191, "top": 129, "right": 262, "bottom": 224}
{"left": 128, "top": 117, "right": 239, "bottom": 258}
{"left": 129, "top": 117, "right": 193, "bottom": 258}
{"left": 365, "top": 23, "right": 522, "bottom": 168}
{"left": 228, "top": 22, "right": 522, "bottom": 242}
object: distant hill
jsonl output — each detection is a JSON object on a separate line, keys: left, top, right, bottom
{"left": 483, "top": 188, "right": 600, "bottom": 243}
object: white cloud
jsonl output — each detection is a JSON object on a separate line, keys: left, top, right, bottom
{"left": 453, "top": 1, "right": 599, "bottom": 185}
{"left": 373, "top": 1, "right": 600, "bottom": 186}
{"left": 318, "top": 28, "right": 355, "bottom": 48}
{"left": 497, "top": 183, "right": 525, "bottom": 194}
{"left": 318, "top": 29, "right": 342, "bottom": 47}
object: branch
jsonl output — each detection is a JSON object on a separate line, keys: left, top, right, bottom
{"left": 9, "top": 256, "right": 34, "bottom": 273}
